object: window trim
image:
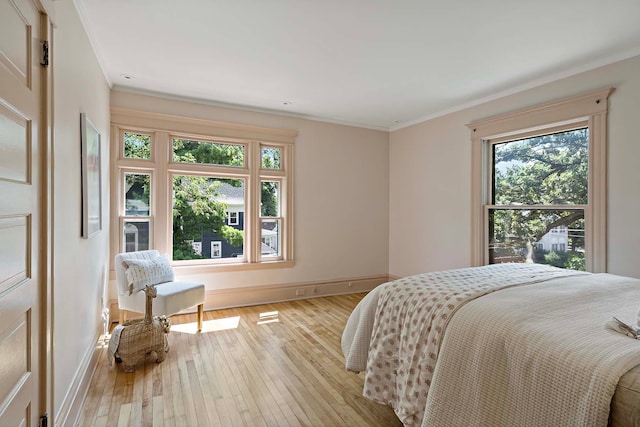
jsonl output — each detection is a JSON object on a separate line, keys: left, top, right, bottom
{"left": 468, "top": 87, "right": 613, "bottom": 272}
{"left": 110, "top": 108, "right": 297, "bottom": 271}
{"left": 228, "top": 211, "right": 239, "bottom": 226}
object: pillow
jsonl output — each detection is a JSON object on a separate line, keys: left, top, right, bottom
{"left": 122, "top": 254, "right": 174, "bottom": 294}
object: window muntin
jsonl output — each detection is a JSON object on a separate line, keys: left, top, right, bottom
{"left": 123, "top": 132, "right": 151, "bottom": 160}
{"left": 172, "top": 175, "right": 245, "bottom": 261}
{"left": 172, "top": 138, "right": 245, "bottom": 167}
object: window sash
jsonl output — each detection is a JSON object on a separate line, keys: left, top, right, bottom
{"left": 121, "top": 217, "right": 153, "bottom": 253}
{"left": 488, "top": 126, "right": 589, "bottom": 207}
{"left": 484, "top": 205, "right": 586, "bottom": 267}
{"left": 259, "top": 217, "right": 283, "bottom": 261}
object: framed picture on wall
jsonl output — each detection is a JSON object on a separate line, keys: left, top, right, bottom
{"left": 81, "top": 113, "right": 102, "bottom": 238}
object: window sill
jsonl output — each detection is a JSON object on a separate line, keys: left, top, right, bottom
{"left": 173, "top": 260, "right": 295, "bottom": 275}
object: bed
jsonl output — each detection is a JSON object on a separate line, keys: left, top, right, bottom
{"left": 341, "top": 263, "right": 640, "bottom": 426}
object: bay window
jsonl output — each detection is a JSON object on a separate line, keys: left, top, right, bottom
{"left": 111, "top": 109, "right": 296, "bottom": 270}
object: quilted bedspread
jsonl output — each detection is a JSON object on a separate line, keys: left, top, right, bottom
{"left": 421, "top": 272, "right": 640, "bottom": 427}
{"left": 345, "top": 263, "right": 587, "bottom": 425}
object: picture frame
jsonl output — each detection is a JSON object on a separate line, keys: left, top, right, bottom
{"left": 81, "top": 113, "right": 102, "bottom": 238}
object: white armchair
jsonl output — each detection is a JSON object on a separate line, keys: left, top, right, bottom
{"left": 115, "top": 250, "right": 205, "bottom": 331}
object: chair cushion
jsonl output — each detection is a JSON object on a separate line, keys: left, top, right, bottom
{"left": 153, "top": 281, "right": 206, "bottom": 315}
{"left": 122, "top": 254, "right": 174, "bottom": 294}
{"left": 124, "top": 281, "right": 206, "bottom": 316}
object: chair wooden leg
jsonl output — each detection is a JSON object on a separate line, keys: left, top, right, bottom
{"left": 119, "top": 309, "right": 128, "bottom": 325}
{"left": 197, "top": 304, "right": 204, "bottom": 332}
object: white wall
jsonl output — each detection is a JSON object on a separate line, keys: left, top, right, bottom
{"left": 110, "top": 92, "right": 390, "bottom": 296}
{"left": 53, "top": 1, "right": 110, "bottom": 420}
{"left": 389, "top": 55, "right": 640, "bottom": 279}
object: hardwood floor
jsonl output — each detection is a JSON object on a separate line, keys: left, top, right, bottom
{"left": 78, "top": 293, "right": 402, "bottom": 426}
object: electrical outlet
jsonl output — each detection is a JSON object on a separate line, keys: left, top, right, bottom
{"left": 348, "top": 282, "right": 353, "bottom": 288}
{"left": 296, "top": 289, "right": 306, "bottom": 296}
{"left": 312, "top": 287, "right": 319, "bottom": 294}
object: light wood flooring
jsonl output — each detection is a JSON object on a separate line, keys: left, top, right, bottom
{"left": 78, "top": 293, "right": 402, "bottom": 426}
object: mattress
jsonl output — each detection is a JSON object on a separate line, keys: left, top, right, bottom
{"left": 612, "top": 365, "right": 640, "bottom": 426}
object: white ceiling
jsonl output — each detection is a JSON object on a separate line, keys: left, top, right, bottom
{"left": 75, "top": 0, "right": 640, "bottom": 131}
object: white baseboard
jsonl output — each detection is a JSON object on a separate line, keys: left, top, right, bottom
{"left": 109, "top": 275, "right": 390, "bottom": 320}
{"left": 202, "top": 275, "right": 390, "bottom": 311}
{"left": 56, "top": 331, "right": 103, "bottom": 427}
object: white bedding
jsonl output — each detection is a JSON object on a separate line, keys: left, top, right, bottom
{"left": 342, "top": 263, "right": 586, "bottom": 425}
{"left": 422, "top": 272, "right": 640, "bottom": 427}
{"left": 342, "top": 264, "right": 640, "bottom": 426}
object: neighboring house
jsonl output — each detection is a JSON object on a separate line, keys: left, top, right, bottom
{"left": 536, "top": 226, "right": 569, "bottom": 252}
{"left": 191, "top": 182, "right": 281, "bottom": 259}
{"left": 124, "top": 222, "right": 150, "bottom": 253}
{"left": 191, "top": 182, "right": 246, "bottom": 259}
{"left": 125, "top": 180, "right": 279, "bottom": 258}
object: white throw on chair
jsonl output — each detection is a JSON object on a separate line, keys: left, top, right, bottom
{"left": 115, "top": 250, "right": 205, "bottom": 331}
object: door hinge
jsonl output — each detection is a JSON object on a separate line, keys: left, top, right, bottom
{"left": 39, "top": 413, "right": 48, "bottom": 427}
{"left": 41, "top": 41, "right": 49, "bottom": 67}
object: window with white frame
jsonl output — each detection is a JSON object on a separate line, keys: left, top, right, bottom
{"left": 111, "top": 109, "right": 296, "bottom": 270}
{"left": 228, "top": 211, "right": 239, "bottom": 226}
{"left": 469, "top": 88, "right": 612, "bottom": 272}
{"left": 192, "top": 241, "right": 202, "bottom": 255}
{"left": 211, "top": 241, "right": 222, "bottom": 258}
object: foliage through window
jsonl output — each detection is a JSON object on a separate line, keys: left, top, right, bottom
{"left": 123, "top": 132, "right": 151, "bottom": 159}
{"left": 124, "top": 173, "right": 150, "bottom": 216}
{"left": 172, "top": 175, "right": 245, "bottom": 260}
{"left": 261, "top": 147, "right": 281, "bottom": 169}
{"left": 489, "top": 128, "right": 588, "bottom": 270}
{"left": 173, "top": 138, "right": 244, "bottom": 166}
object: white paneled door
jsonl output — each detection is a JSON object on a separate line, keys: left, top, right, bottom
{"left": 0, "top": 0, "right": 46, "bottom": 425}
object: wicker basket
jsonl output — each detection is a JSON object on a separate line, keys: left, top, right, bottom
{"left": 115, "top": 286, "right": 171, "bottom": 372}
